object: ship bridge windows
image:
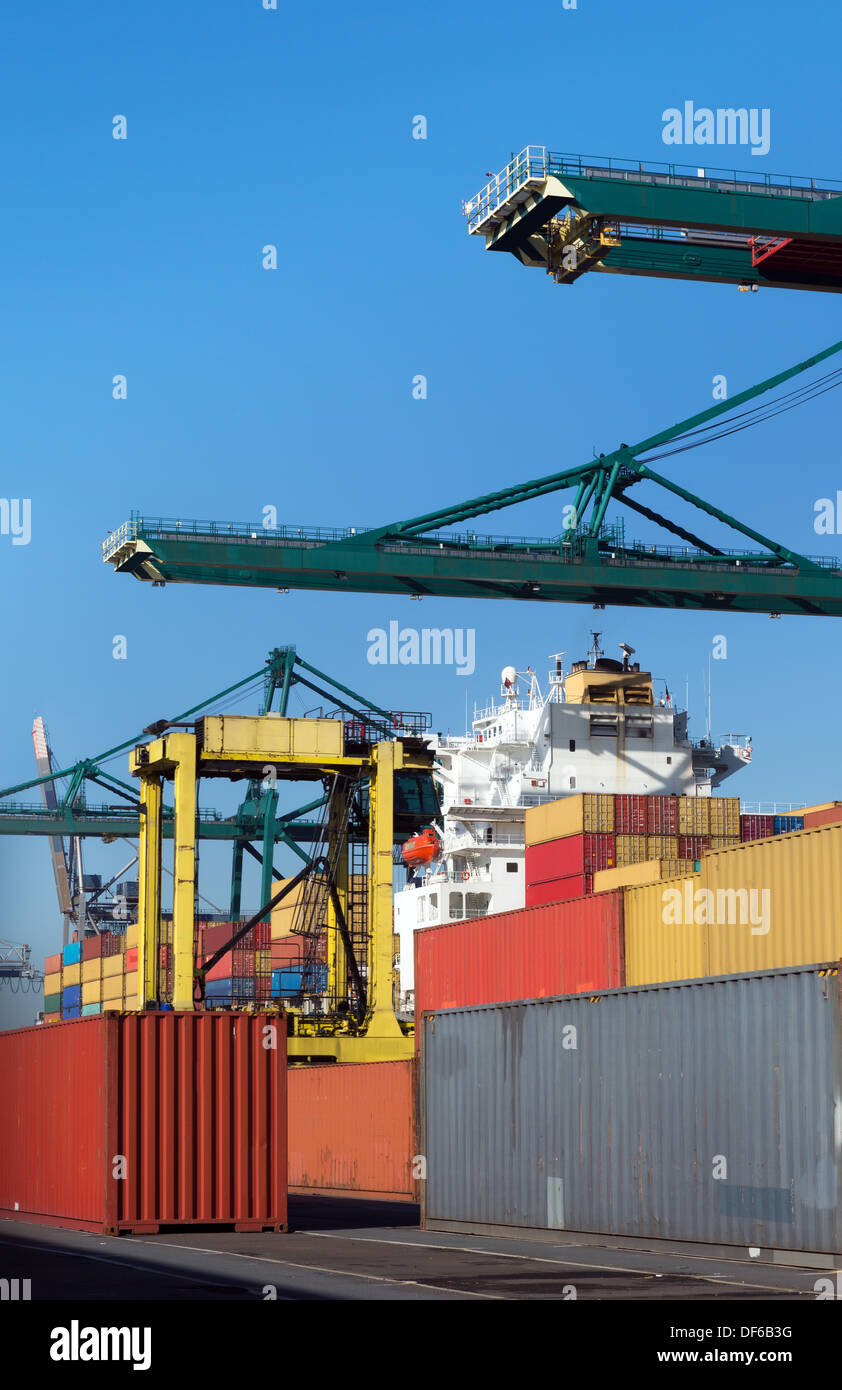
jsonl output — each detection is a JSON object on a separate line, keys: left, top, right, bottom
{"left": 416, "top": 892, "right": 439, "bottom": 924}
{"left": 590, "top": 715, "right": 618, "bottom": 737}
{"left": 625, "top": 716, "right": 653, "bottom": 739}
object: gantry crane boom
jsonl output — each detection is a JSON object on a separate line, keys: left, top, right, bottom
{"left": 102, "top": 340, "right": 842, "bottom": 617}
{"left": 464, "top": 147, "right": 842, "bottom": 291}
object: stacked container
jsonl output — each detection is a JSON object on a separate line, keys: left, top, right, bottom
{"left": 525, "top": 794, "right": 739, "bottom": 905}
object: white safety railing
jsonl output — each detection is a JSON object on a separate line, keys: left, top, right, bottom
{"left": 463, "top": 146, "right": 549, "bottom": 234}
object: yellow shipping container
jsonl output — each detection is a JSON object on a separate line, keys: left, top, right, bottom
{"left": 614, "top": 833, "right": 649, "bottom": 866}
{"left": 44, "top": 971, "right": 61, "bottom": 995}
{"left": 102, "top": 955, "right": 124, "bottom": 978}
{"left": 62, "top": 962, "right": 81, "bottom": 987}
{"left": 102, "top": 1000, "right": 124, "bottom": 1012}
{"left": 709, "top": 797, "right": 740, "bottom": 835}
{"left": 709, "top": 835, "right": 740, "bottom": 851}
{"left": 81, "top": 979, "right": 102, "bottom": 1005}
{"left": 594, "top": 860, "right": 663, "bottom": 892}
{"left": 126, "top": 923, "right": 138, "bottom": 948}
{"left": 271, "top": 881, "right": 306, "bottom": 939}
{"left": 81, "top": 959, "right": 102, "bottom": 983}
{"left": 124, "top": 996, "right": 139, "bottom": 1012}
{"left": 661, "top": 859, "right": 698, "bottom": 879}
{"left": 647, "top": 835, "right": 679, "bottom": 859}
{"left": 524, "top": 794, "right": 614, "bottom": 846}
{"left": 702, "top": 822, "right": 842, "bottom": 975}
{"left": 678, "top": 797, "right": 710, "bottom": 834}
{"left": 624, "top": 874, "right": 706, "bottom": 986}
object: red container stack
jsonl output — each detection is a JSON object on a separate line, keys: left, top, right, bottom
{"left": 615, "top": 795, "right": 648, "bottom": 835}
{"left": 740, "top": 814, "right": 775, "bottom": 842}
{"left": 678, "top": 834, "right": 710, "bottom": 859}
{"left": 414, "top": 891, "right": 625, "bottom": 1031}
{"left": 648, "top": 795, "right": 678, "bottom": 835}
{"left": 525, "top": 833, "right": 614, "bottom": 906}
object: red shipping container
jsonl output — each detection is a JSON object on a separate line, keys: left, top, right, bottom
{"left": 202, "top": 923, "right": 246, "bottom": 954}
{"left": 415, "top": 892, "right": 624, "bottom": 1033}
{"left": 648, "top": 795, "right": 678, "bottom": 834}
{"left": 203, "top": 947, "right": 255, "bottom": 982}
{"left": 82, "top": 936, "right": 104, "bottom": 961}
{"left": 615, "top": 795, "right": 648, "bottom": 835}
{"left": 525, "top": 875, "right": 592, "bottom": 907}
{"left": 740, "top": 814, "right": 775, "bottom": 842}
{"left": 270, "top": 939, "right": 305, "bottom": 967}
{"left": 678, "top": 835, "right": 710, "bottom": 859}
{"left": 0, "top": 1012, "right": 287, "bottom": 1234}
{"left": 44, "top": 953, "right": 62, "bottom": 975}
{"left": 125, "top": 946, "right": 138, "bottom": 971}
{"left": 526, "top": 834, "right": 614, "bottom": 882}
{"left": 802, "top": 805, "right": 842, "bottom": 829}
{"left": 289, "top": 1060, "right": 417, "bottom": 1201}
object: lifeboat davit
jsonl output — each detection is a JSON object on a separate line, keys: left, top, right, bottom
{"left": 401, "top": 826, "right": 440, "bottom": 867}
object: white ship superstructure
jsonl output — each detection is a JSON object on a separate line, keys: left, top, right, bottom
{"left": 394, "top": 636, "right": 752, "bottom": 1010}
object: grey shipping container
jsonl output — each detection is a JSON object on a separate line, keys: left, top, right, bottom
{"left": 421, "top": 963, "right": 842, "bottom": 1260}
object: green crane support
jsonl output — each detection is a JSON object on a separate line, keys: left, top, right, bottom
{"left": 103, "top": 340, "right": 842, "bottom": 617}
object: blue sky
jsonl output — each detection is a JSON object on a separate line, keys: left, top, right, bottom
{"left": 1, "top": 0, "right": 840, "bottom": 1026}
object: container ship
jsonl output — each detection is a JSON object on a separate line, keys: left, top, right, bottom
{"left": 394, "top": 634, "right": 752, "bottom": 1008}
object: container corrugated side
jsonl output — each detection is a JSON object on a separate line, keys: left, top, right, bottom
{"left": 702, "top": 822, "right": 842, "bottom": 975}
{"left": 0, "top": 1012, "right": 287, "bottom": 1234}
{"left": 421, "top": 964, "right": 842, "bottom": 1256}
{"left": 623, "top": 873, "right": 705, "bottom": 986}
{"left": 414, "top": 892, "right": 624, "bottom": 1030}
{"left": 288, "top": 1060, "right": 416, "bottom": 1201}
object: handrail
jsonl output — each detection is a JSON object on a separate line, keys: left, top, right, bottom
{"left": 464, "top": 146, "right": 842, "bottom": 235}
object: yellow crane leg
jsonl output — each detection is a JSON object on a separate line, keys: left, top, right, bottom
{"left": 170, "top": 733, "right": 197, "bottom": 1010}
{"left": 365, "top": 741, "right": 403, "bottom": 1038}
{"left": 137, "top": 775, "right": 162, "bottom": 1008}
{"left": 326, "top": 783, "right": 349, "bottom": 1005}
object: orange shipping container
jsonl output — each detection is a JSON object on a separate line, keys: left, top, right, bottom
{"left": 288, "top": 1060, "right": 416, "bottom": 1202}
{"left": 0, "top": 1012, "right": 288, "bottom": 1234}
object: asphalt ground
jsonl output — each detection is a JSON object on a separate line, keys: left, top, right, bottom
{"left": 0, "top": 1195, "right": 833, "bottom": 1301}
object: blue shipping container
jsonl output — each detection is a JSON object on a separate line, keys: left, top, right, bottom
{"left": 204, "top": 977, "right": 254, "bottom": 1001}
{"left": 270, "top": 964, "right": 327, "bottom": 997}
{"left": 61, "top": 1006, "right": 81, "bottom": 1019}
{"left": 774, "top": 816, "right": 804, "bottom": 834}
{"left": 63, "top": 942, "right": 83, "bottom": 966}
{"left": 62, "top": 984, "right": 82, "bottom": 1007}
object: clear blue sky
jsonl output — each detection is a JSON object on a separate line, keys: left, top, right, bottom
{"left": 1, "top": 0, "right": 840, "bottom": 1026}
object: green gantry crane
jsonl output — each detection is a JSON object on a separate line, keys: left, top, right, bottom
{"left": 0, "top": 648, "right": 438, "bottom": 926}
{"left": 103, "top": 339, "right": 842, "bottom": 617}
{"left": 464, "top": 146, "right": 842, "bottom": 291}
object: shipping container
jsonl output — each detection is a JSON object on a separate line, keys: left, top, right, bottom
{"left": 740, "top": 814, "right": 774, "bottom": 842}
{"left": 614, "top": 794, "right": 647, "bottom": 835}
{"left": 773, "top": 815, "right": 804, "bottom": 834}
{"left": 525, "top": 794, "right": 614, "bottom": 846}
{"left": 802, "top": 801, "right": 842, "bottom": 829}
{"left": 62, "top": 963, "right": 81, "bottom": 987}
{"left": 0, "top": 1012, "right": 287, "bottom": 1234}
{"left": 678, "top": 834, "right": 710, "bottom": 860}
{"left": 594, "top": 859, "right": 696, "bottom": 893}
{"left": 289, "top": 1060, "right": 416, "bottom": 1201}
{"left": 526, "top": 833, "right": 614, "bottom": 882}
{"left": 708, "top": 797, "right": 740, "bottom": 835}
{"left": 63, "top": 942, "right": 82, "bottom": 966}
{"left": 709, "top": 835, "right": 740, "bottom": 851}
{"left": 678, "top": 797, "right": 710, "bottom": 834}
{"left": 624, "top": 873, "right": 705, "bottom": 985}
{"left": 647, "top": 795, "right": 678, "bottom": 835}
{"left": 414, "top": 891, "right": 624, "bottom": 1027}
{"left": 421, "top": 964, "right": 842, "bottom": 1258}
{"left": 614, "top": 833, "right": 650, "bottom": 867}
{"left": 62, "top": 983, "right": 81, "bottom": 1007}
{"left": 525, "top": 875, "right": 591, "bottom": 907}
{"left": 44, "top": 953, "right": 62, "bottom": 976}
{"left": 81, "top": 1003, "right": 101, "bottom": 1016}
{"left": 44, "top": 992, "right": 61, "bottom": 1013}
{"left": 646, "top": 834, "right": 678, "bottom": 859}
{"left": 702, "top": 822, "right": 842, "bottom": 976}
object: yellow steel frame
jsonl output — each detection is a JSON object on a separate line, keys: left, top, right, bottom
{"left": 130, "top": 718, "right": 425, "bottom": 1060}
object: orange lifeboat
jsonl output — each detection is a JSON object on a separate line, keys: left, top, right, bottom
{"left": 401, "top": 826, "right": 440, "bottom": 867}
